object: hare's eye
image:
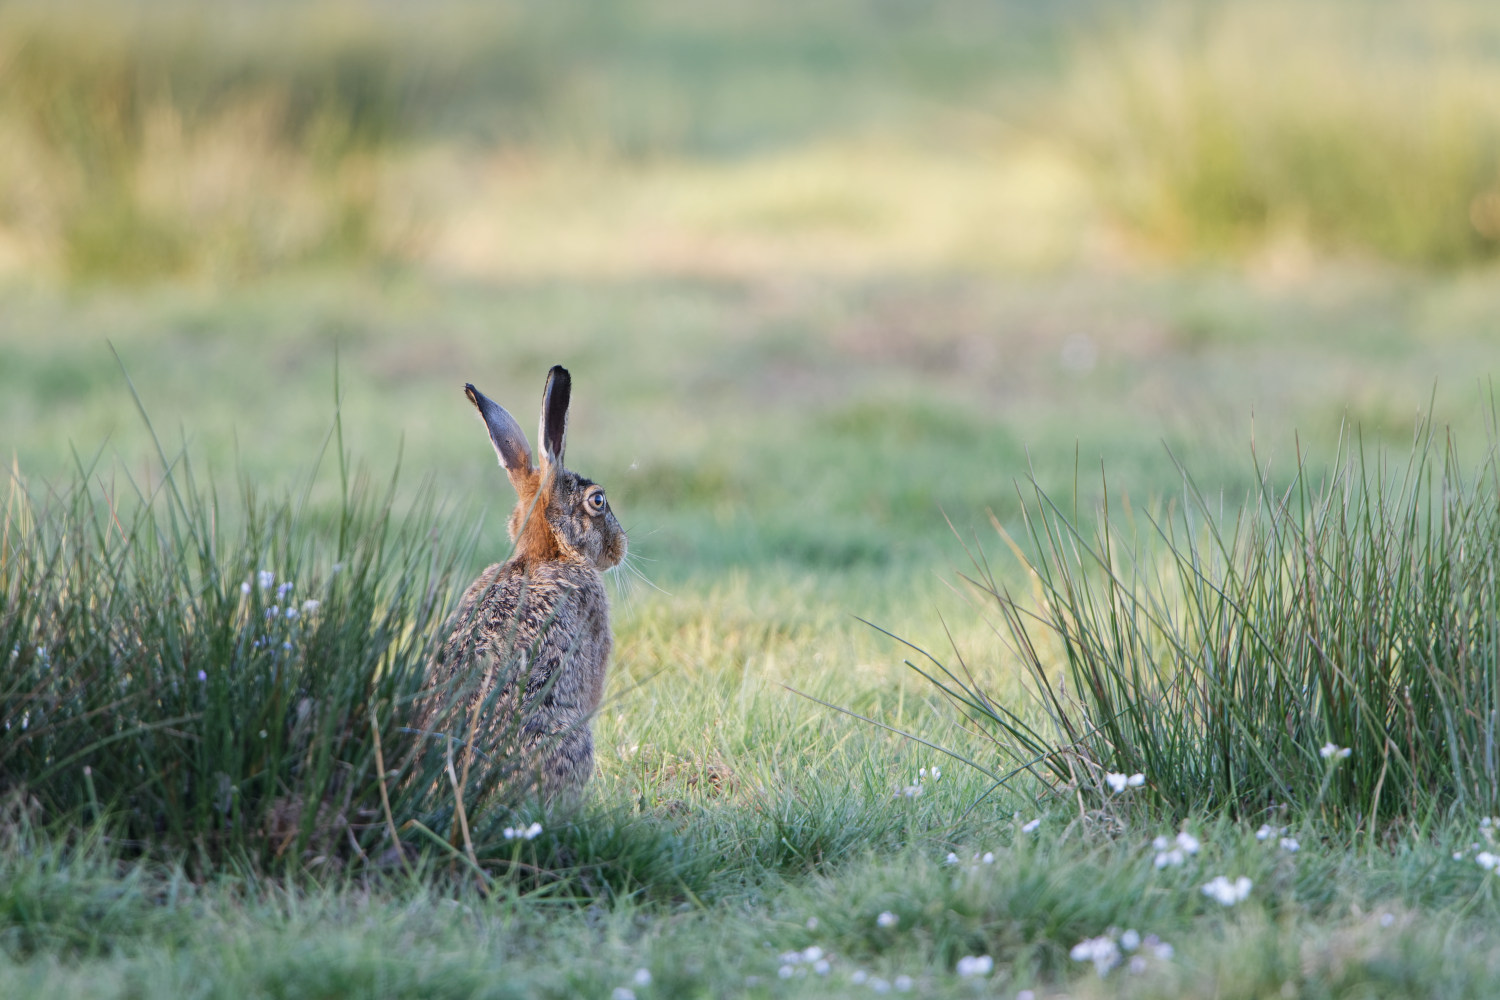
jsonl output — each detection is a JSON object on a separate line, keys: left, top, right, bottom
{"left": 587, "top": 489, "right": 606, "bottom": 513}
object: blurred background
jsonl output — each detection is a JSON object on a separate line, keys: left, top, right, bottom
{"left": 3, "top": 0, "right": 1500, "bottom": 595}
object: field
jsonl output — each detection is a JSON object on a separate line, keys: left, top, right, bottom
{"left": 6, "top": 1, "right": 1500, "bottom": 997}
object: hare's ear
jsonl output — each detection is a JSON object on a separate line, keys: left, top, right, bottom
{"left": 465, "top": 384, "right": 534, "bottom": 482}
{"left": 538, "top": 365, "right": 570, "bottom": 470}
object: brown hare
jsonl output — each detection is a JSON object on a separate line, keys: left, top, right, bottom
{"left": 425, "top": 365, "right": 626, "bottom": 801}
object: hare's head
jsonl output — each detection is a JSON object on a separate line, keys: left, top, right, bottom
{"left": 464, "top": 366, "right": 627, "bottom": 571}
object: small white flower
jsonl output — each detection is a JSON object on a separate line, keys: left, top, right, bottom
{"left": 240, "top": 582, "right": 251, "bottom": 595}
{"left": 894, "top": 974, "right": 913, "bottom": 991}
{"left": 1483, "top": 817, "right": 1495, "bottom": 829}
{"left": 1175, "top": 831, "right": 1201, "bottom": 854}
{"left": 956, "top": 955, "right": 994, "bottom": 977}
{"left": 1129, "top": 955, "right": 1148, "bottom": 975}
{"left": 276, "top": 581, "right": 293, "bottom": 600}
{"left": 611, "top": 989, "right": 635, "bottom": 1000}
{"left": 851, "top": 970, "right": 868, "bottom": 984}
{"left": 632, "top": 968, "right": 651, "bottom": 987}
{"left": 981, "top": 852, "right": 995, "bottom": 864}
{"left": 931, "top": 767, "right": 941, "bottom": 780}
{"left": 805, "top": 916, "right": 819, "bottom": 930}
{"left": 197, "top": 670, "right": 207, "bottom": 682}
{"left": 1476, "top": 851, "right": 1500, "bottom": 871}
{"left": 265, "top": 606, "right": 280, "bottom": 619}
{"left": 1120, "top": 929, "right": 1140, "bottom": 951}
{"left": 258, "top": 570, "right": 275, "bottom": 589}
{"left": 525, "top": 822, "right": 542, "bottom": 840}
{"left": 1279, "top": 837, "right": 1300, "bottom": 853}
{"left": 1021, "top": 818, "right": 1041, "bottom": 834}
{"left": 1105, "top": 772, "right": 1128, "bottom": 793}
{"left": 944, "top": 852, "right": 959, "bottom": 865}
{"left": 871, "top": 977, "right": 891, "bottom": 993}
{"left": 1069, "top": 936, "right": 1120, "bottom": 976}
{"left": 284, "top": 607, "right": 299, "bottom": 620}
{"left": 778, "top": 965, "right": 794, "bottom": 980}
{"left": 1454, "top": 851, "right": 1466, "bottom": 861}
{"left": 779, "top": 951, "right": 801, "bottom": 965}
{"left": 899, "top": 784, "right": 924, "bottom": 798}
{"left": 1319, "top": 742, "right": 1351, "bottom": 760}
{"left": 1201, "top": 875, "right": 1253, "bottom": 905}
{"left": 1154, "top": 849, "right": 1185, "bottom": 869}
{"left": 1145, "top": 935, "right": 1174, "bottom": 960}
{"left": 802, "top": 946, "right": 823, "bottom": 963}
{"left": 1379, "top": 912, "right": 1395, "bottom": 928}
{"left": 301, "top": 599, "right": 320, "bottom": 615}
{"left": 1017, "top": 992, "right": 1036, "bottom": 1000}
{"left": 813, "top": 959, "right": 830, "bottom": 975}
{"left": 876, "top": 911, "right": 899, "bottom": 928}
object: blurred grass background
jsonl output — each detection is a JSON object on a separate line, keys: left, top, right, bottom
{"left": 4, "top": 0, "right": 1500, "bottom": 611}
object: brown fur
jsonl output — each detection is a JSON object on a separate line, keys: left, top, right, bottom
{"left": 424, "top": 369, "right": 626, "bottom": 801}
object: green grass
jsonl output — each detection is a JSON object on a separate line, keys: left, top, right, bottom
{"left": 7, "top": 1, "right": 1500, "bottom": 995}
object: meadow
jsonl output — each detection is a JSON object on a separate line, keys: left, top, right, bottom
{"left": 6, "top": 1, "right": 1500, "bottom": 996}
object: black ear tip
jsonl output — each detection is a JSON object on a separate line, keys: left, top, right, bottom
{"left": 463, "top": 383, "right": 481, "bottom": 407}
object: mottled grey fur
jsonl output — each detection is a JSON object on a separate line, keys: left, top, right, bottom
{"left": 425, "top": 367, "right": 626, "bottom": 800}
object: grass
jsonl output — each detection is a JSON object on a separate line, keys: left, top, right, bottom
{"left": 7, "top": 0, "right": 1500, "bottom": 995}
{"left": 4, "top": 0, "right": 1500, "bottom": 279}
{"left": 919, "top": 412, "right": 1500, "bottom": 830}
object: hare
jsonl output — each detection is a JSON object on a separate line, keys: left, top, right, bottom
{"left": 425, "top": 365, "right": 626, "bottom": 801}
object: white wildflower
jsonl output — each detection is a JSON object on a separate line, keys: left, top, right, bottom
{"left": 1379, "top": 912, "right": 1396, "bottom": 928}
{"left": 301, "top": 599, "right": 320, "bottom": 615}
{"left": 197, "top": 670, "right": 207, "bottom": 682}
{"left": 981, "top": 852, "right": 995, "bottom": 864}
{"left": 1104, "top": 772, "right": 1145, "bottom": 793}
{"left": 894, "top": 973, "right": 913, "bottom": 991}
{"left": 802, "top": 946, "right": 823, "bottom": 963}
{"left": 611, "top": 989, "right": 635, "bottom": 1000}
{"left": 813, "top": 959, "right": 830, "bottom": 976}
{"left": 284, "top": 607, "right": 299, "bottom": 620}
{"left": 1476, "top": 852, "right": 1500, "bottom": 871}
{"left": 944, "top": 852, "right": 959, "bottom": 865}
{"left": 1201, "top": 875, "right": 1253, "bottom": 905}
{"left": 276, "top": 581, "right": 293, "bottom": 600}
{"left": 871, "top": 978, "right": 891, "bottom": 993}
{"left": 1021, "top": 818, "right": 1041, "bottom": 834}
{"left": 258, "top": 570, "right": 275, "bottom": 589}
{"left": 955, "top": 955, "right": 994, "bottom": 977}
{"left": 1129, "top": 955, "right": 1148, "bottom": 975}
{"left": 1319, "top": 742, "right": 1351, "bottom": 760}
{"left": 632, "top": 969, "right": 651, "bottom": 987}
{"left": 806, "top": 916, "right": 819, "bottom": 930}
{"left": 898, "top": 784, "right": 924, "bottom": 798}
{"left": 851, "top": 970, "right": 868, "bottom": 984}
{"left": 502, "top": 822, "right": 543, "bottom": 841}
{"left": 240, "top": 582, "right": 251, "bottom": 595}
{"left": 876, "top": 911, "right": 899, "bottom": 928}
{"left": 1175, "top": 831, "right": 1201, "bottom": 854}
{"left": 1279, "top": 837, "right": 1300, "bottom": 853}
{"left": 1069, "top": 936, "right": 1120, "bottom": 976}
{"left": 1119, "top": 929, "right": 1140, "bottom": 951}
{"left": 1017, "top": 991, "right": 1036, "bottom": 1000}
{"left": 778, "top": 965, "right": 794, "bottom": 980}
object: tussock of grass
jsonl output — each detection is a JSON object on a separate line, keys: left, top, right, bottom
{"left": 933, "top": 411, "right": 1500, "bottom": 829}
